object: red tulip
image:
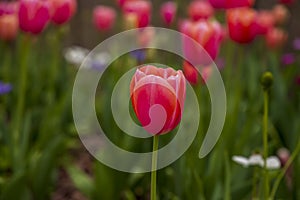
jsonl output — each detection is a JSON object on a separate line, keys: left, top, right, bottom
{"left": 279, "top": 0, "right": 294, "bottom": 5}
{"left": 18, "top": 0, "right": 50, "bottom": 35}
{"left": 272, "top": 4, "right": 289, "bottom": 25}
{"left": 160, "top": 1, "right": 176, "bottom": 26}
{"left": 0, "top": 2, "right": 19, "bottom": 41}
{"left": 180, "top": 19, "right": 223, "bottom": 65}
{"left": 208, "top": 0, "right": 254, "bottom": 9}
{"left": 256, "top": 11, "right": 275, "bottom": 35}
{"left": 188, "top": 1, "right": 214, "bottom": 21}
{"left": 227, "top": 8, "right": 258, "bottom": 43}
{"left": 183, "top": 61, "right": 199, "bottom": 85}
{"left": 49, "top": 0, "right": 77, "bottom": 25}
{"left": 123, "top": 0, "right": 151, "bottom": 28}
{"left": 93, "top": 6, "right": 116, "bottom": 31}
{"left": 130, "top": 65, "right": 186, "bottom": 135}
{"left": 265, "top": 28, "right": 287, "bottom": 48}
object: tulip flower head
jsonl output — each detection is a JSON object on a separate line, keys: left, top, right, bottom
{"left": 188, "top": 0, "right": 214, "bottom": 21}
{"left": 49, "top": 0, "right": 77, "bottom": 25}
{"left": 130, "top": 65, "right": 186, "bottom": 135}
{"left": 256, "top": 11, "right": 275, "bottom": 35}
{"left": 0, "top": 2, "right": 19, "bottom": 41}
{"left": 209, "top": 0, "right": 254, "bottom": 9}
{"left": 123, "top": 0, "right": 151, "bottom": 28}
{"left": 227, "top": 8, "right": 258, "bottom": 43}
{"left": 265, "top": 28, "right": 287, "bottom": 49}
{"left": 180, "top": 19, "right": 223, "bottom": 65}
{"left": 18, "top": 0, "right": 50, "bottom": 35}
{"left": 160, "top": 1, "right": 177, "bottom": 26}
{"left": 272, "top": 4, "right": 289, "bottom": 25}
{"left": 0, "top": 82, "right": 12, "bottom": 95}
{"left": 93, "top": 6, "right": 116, "bottom": 31}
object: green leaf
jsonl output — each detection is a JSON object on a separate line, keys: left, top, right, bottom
{"left": 67, "top": 165, "right": 93, "bottom": 198}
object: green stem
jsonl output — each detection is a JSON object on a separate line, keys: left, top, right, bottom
{"left": 270, "top": 139, "right": 300, "bottom": 199}
{"left": 13, "top": 35, "right": 30, "bottom": 172}
{"left": 263, "top": 91, "right": 269, "bottom": 199}
{"left": 151, "top": 135, "right": 159, "bottom": 200}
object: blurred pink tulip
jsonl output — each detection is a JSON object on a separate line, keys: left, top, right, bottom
{"left": 116, "top": 0, "right": 137, "bottom": 8}
{"left": 0, "top": 2, "right": 19, "bottom": 41}
{"left": 208, "top": 0, "right": 254, "bottom": 9}
{"left": 160, "top": 1, "right": 176, "bottom": 26}
{"left": 188, "top": 1, "right": 214, "bottom": 21}
{"left": 272, "top": 4, "right": 289, "bottom": 25}
{"left": 226, "top": 7, "right": 258, "bottom": 43}
{"left": 180, "top": 19, "right": 223, "bottom": 65}
{"left": 93, "top": 6, "right": 116, "bottom": 31}
{"left": 18, "top": 0, "right": 50, "bottom": 35}
{"left": 256, "top": 11, "right": 275, "bottom": 35}
{"left": 123, "top": 0, "right": 151, "bottom": 28}
{"left": 265, "top": 28, "right": 287, "bottom": 48}
{"left": 130, "top": 65, "right": 186, "bottom": 135}
{"left": 49, "top": 0, "right": 77, "bottom": 25}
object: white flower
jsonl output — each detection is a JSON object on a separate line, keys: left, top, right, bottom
{"left": 232, "top": 156, "right": 249, "bottom": 167}
{"left": 64, "top": 46, "right": 90, "bottom": 66}
{"left": 266, "top": 156, "right": 281, "bottom": 170}
{"left": 232, "top": 154, "right": 281, "bottom": 170}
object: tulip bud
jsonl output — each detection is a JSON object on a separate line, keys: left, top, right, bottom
{"left": 261, "top": 71, "right": 273, "bottom": 91}
{"left": 49, "top": 0, "right": 77, "bottom": 25}
{"left": 18, "top": 0, "right": 50, "bottom": 35}
{"left": 208, "top": 0, "right": 254, "bottom": 9}
{"left": 93, "top": 6, "right": 116, "bottom": 31}
{"left": 160, "top": 1, "right": 176, "bottom": 26}
{"left": 130, "top": 65, "right": 186, "bottom": 135}
{"left": 226, "top": 8, "right": 258, "bottom": 43}
{"left": 123, "top": 0, "right": 151, "bottom": 28}
{"left": 265, "top": 28, "right": 287, "bottom": 49}
{"left": 188, "top": 1, "right": 214, "bottom": 21}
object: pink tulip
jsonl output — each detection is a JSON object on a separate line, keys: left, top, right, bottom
{"left": 265, "top": 28, "right": 287, "bottom": 49}
{"left": 49, "top": 0, "right": 77, "bottom": 25}
{"left": 0, "top": 2, "right": 19, "bottom": 41}
{"left": 160, "top": 1, "right": 176, "bottom": 26}
{"left": 256, "top": 11, "right": 275, "bottom": 35}
{"left": 123, "top": 0, "right": 151, "bottom": 28}
{"left": 93, "top": 6, "right": 116, "bottom": 31}
{"left": 226, "top": 7, "right": 258, "bottom": 43}
{"left": 130, "top": 65, "right": 186, "bottom": 135}
{"left": 272, "top": 4, "right": 289, "bottom": 25}
{"left": 188, "top": 1, "right": 214, "bottom": 21}
{"left": 180, "top": 19, "right": 223, "bottom": 66}
{"left": 18, "top": 0, "right": 50, "bottom": 35}
{"left": 208, "top": 0, "right": 254, "bottom": 9}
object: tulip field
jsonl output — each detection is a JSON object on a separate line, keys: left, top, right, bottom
{"left": 1, "top": 0, "right": 300, "bottom": 200}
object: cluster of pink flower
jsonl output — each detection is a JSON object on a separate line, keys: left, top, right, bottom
{"left": 0, "top": 0, "right": 76, "bottom": 40}
{"left": 92, "top": 0, "right": 292, "bottom": 85}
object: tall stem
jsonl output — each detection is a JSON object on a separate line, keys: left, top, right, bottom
{"left": 12, "top": 35, "right": 30, "bottom": 171}
{"left": 263, "top": 90, "right": 269, "bottom": 199}
{"left": 151, "top": 135, "right": 159, "bottom": 200}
